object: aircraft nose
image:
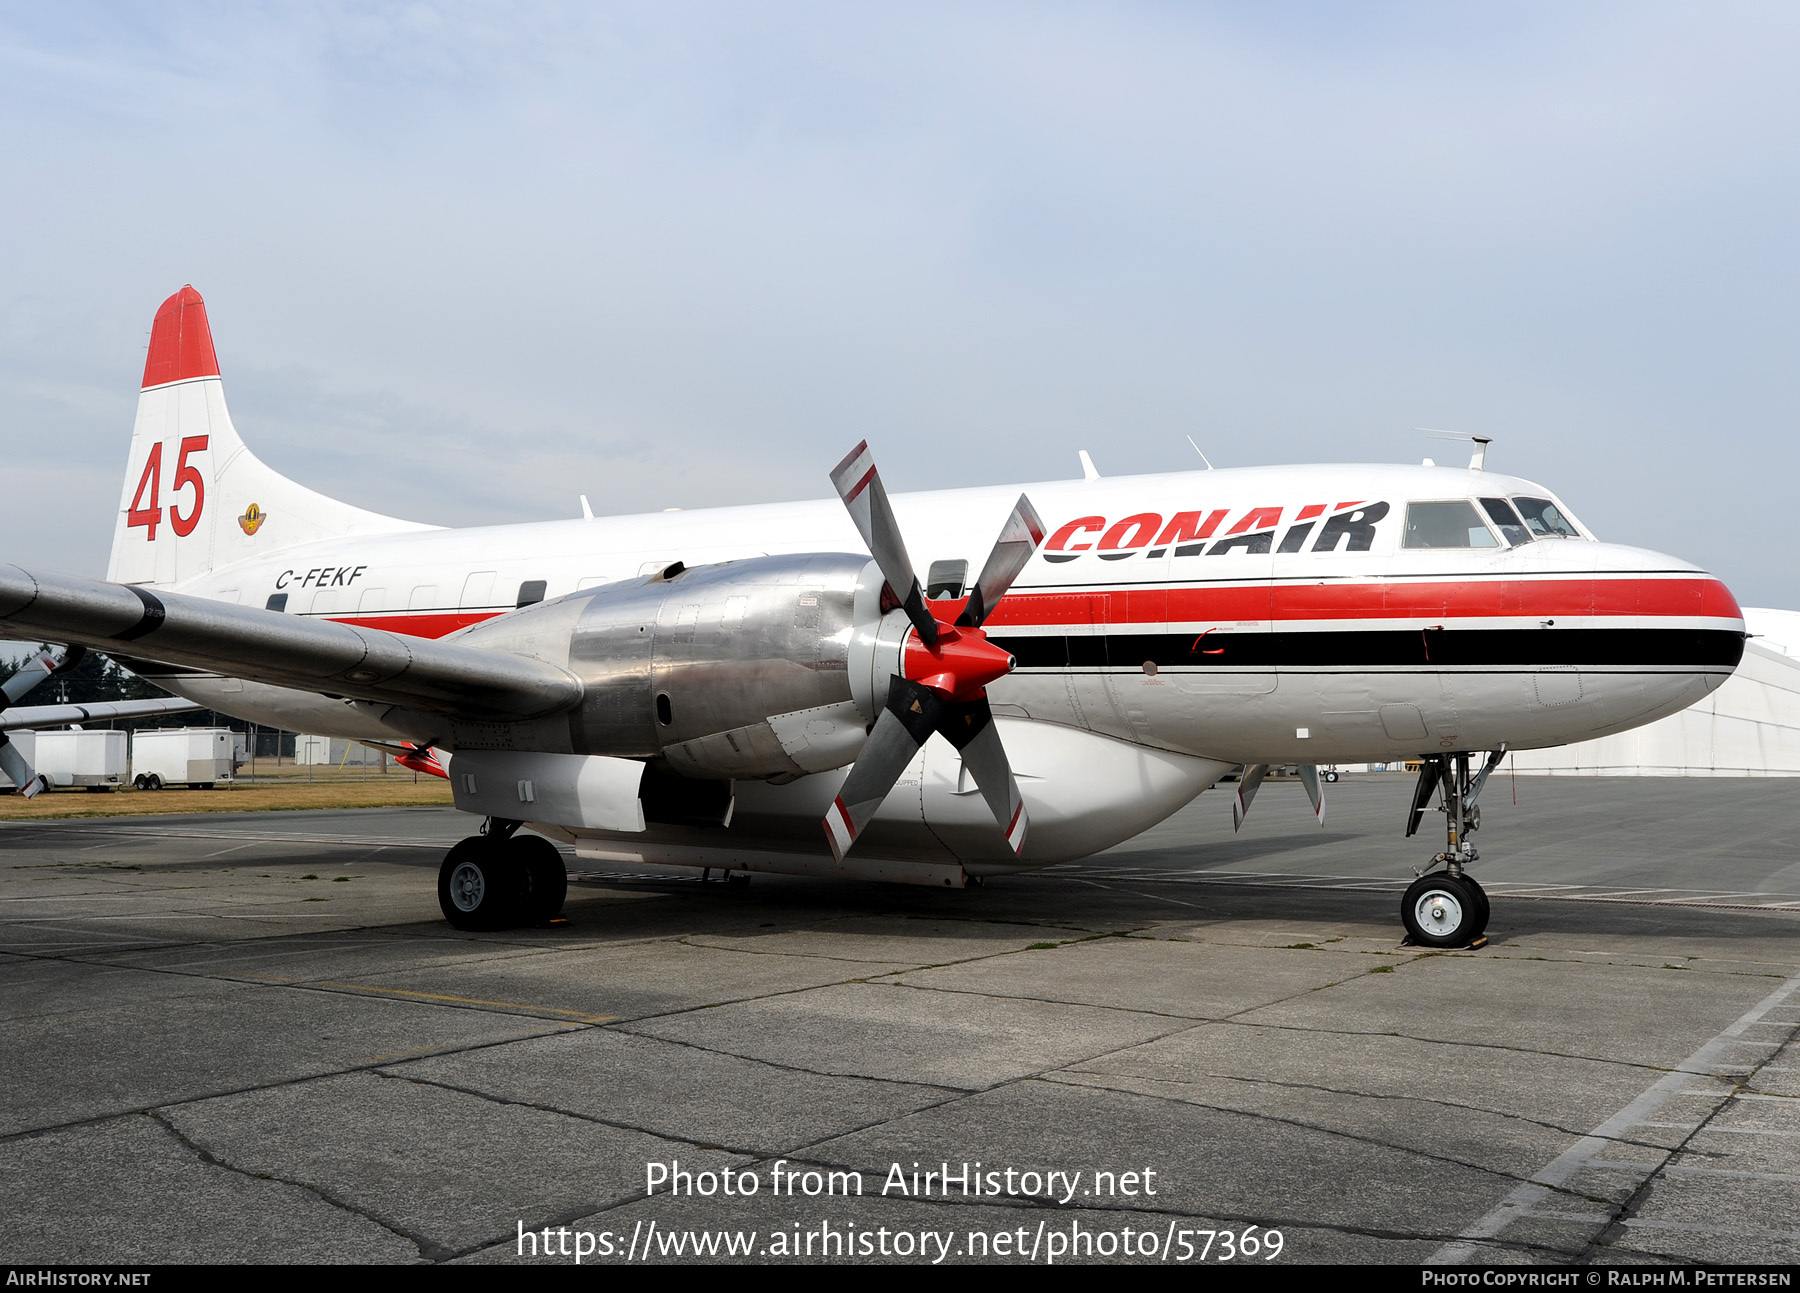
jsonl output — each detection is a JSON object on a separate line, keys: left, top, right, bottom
{"left": 1556, "top": 543, "right": 1746, "bottom": 727}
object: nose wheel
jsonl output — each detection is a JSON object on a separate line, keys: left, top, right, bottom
{"left": 1400, "top": 750, "right": 1502, "bottom": 948}
{"left": 1401, "top": 872, "right": 1489, "bottom": 947}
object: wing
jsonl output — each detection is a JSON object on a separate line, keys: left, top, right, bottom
{"left": 0, "top": 697, "right": 204, "bottom": 733}
{"left": 0, "top": 564, "right": 581, "bottom": 721}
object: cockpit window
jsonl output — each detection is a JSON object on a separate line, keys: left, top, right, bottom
{"left": 1402, "top": 501, "right": 1500, "bottom": 550}
{"left": 1511, "top": 496, "right": 1580, "bottom": 538}
{"left": 1478, "top": 497, "right": 1532, "bottom": 546}
{"left": 926, "top": 559, "right": 968, "bottom": 600}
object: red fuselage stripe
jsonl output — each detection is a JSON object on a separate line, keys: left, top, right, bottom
{"left": 327, "top": 576, "right": 1741, "bottom": 644}
{"left": 982, "top": 577, "right": 1742, "bottom": 627}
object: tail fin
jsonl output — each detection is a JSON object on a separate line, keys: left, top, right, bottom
{"left": 106, "top": 286, "right": 435, "bottom": 587}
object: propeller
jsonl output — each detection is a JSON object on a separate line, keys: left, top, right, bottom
{"left": 824, "top": 442, "right": 1045, "bottom": 862}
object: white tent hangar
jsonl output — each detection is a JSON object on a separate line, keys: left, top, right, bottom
{"left": 1509, "top": 608, "right": 1800, "bottom": 776}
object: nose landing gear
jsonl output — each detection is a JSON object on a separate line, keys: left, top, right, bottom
{"left": 1400, "top": 750, "right": 1503, "bottom": 948}
{"left": 436, "top": 819, "right": 569, "bottom": 930}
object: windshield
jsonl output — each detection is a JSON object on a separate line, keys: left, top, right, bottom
{"left": 1403, "top": 501, "right": 1500, "bottom": 549}
{"left": 1479, "top": 498, "right": 1533, "bottom": 546}
{"left": 1512, "top": 496, "right": 1581, "bottom": 538}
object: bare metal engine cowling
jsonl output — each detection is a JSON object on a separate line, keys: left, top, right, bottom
{"left": 454, "top": 553, "right": 905, "bottom": 779}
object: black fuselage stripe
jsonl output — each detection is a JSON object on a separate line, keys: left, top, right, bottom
{"left": 989, "top": 628, "right": 1747, "bottom": 670}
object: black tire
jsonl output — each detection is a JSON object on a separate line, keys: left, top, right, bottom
{"left": 1324, "top": 770, "right": 1340, "bottom": 783}
{"left": 146, "top": 774, "right": 163, "bottom": 791}
{"left": 437, "top": 837, "right": 524, "bottom": 930}
{"left": 1459, "top": 874, "right": 1491, "bottom": 938}
{"left": 1402, "top": 873, "right": 1483, "bottom": 948}
{"left": 133, "top": 775, "right": 149, "bottom": 791}
{"left": 509, "top": 834, "right": 568, "bottom": 923}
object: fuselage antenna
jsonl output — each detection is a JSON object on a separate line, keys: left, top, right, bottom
{"left": 1415, "top": 427, "right": 1493, "bottom": 472}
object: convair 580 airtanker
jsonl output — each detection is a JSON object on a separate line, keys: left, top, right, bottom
{"left": 0, "top": 287, "right": 1744, "bottom": 946}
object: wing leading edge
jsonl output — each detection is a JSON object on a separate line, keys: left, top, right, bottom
{"left": 0, "top": 565, "right": 582, "bottom": 722}
{"left": 0, "top": 697, "right": 204, "bottom": 733}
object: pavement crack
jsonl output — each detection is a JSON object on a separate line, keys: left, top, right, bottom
{"left": 1046, "top": 1066, "right": 1632, "bottom": 1143}
{"left": 144, "top": 1108, "right": 445, "bottom": 1261}
{"left": 373, "top": 1069, "right": 769, "bottom": 1159}
{"left": 870, "top": 969, "right": 1379, "bottom": 1025}
{"left": 1211, "top": 1015, "right": 1686, "bottom": 1077}
{"left": 1576, "top": 1015, "right": 1800, "bottom": 1263}
{"left": 1023, "top": 1074, "right": 1606, "bottom": 1205}
{"left": 602, "top": 1021, "right": 974, "bottom": 1093}
{"left": 0, "top": 1023, "right": 582, "bottom": 1147}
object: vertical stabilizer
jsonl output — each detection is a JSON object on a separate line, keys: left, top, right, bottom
{"left": 107, "top": 286, "right": 436, "bottom": 588}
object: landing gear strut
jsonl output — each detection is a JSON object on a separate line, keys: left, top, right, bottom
{"left": 437, "top": 818, "right": 568, "bottom": 930}
{"left": 1400, "top": 750, "right": 1503, "bottom": 947}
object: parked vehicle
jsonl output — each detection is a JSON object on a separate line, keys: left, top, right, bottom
{"left": 0, "top": 729, "right": 128, "bottom": 791}
{"left": 131, "top": 727, "right": 239, "bottom": 790}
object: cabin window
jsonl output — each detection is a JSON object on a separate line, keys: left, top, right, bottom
{"left": 265, "top": 593, "right": 288, "bottom": 612}
{"left": 1402, "top": 501, "right": 1499, "bottom": 549}
{"left": 1512, "top": 496, "right": 1581, "bottom": 538}
{"left": 926, "top": 559, "right": 968, "bottom": 600}
{"left": 460, "top": 570, "right": 497, "bottom": 607}
{"left": 516, "top": 579, "right": 547, "bottom": 607}
{"left": 1478, "top": 498, "right": 1533, "bottom": 546}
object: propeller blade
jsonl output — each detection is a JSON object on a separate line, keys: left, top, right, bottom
{"left": 0, "top": 737, "right": 47, "bottom": 799}
{"left": 939, "top": 695, "right": 1028, "bottom": 855}
{"left": 823, "top": 676, "right": 944, "bottom": 861}
{"left": 830, "top": 441, "right": 937, "bottom": 647}
{"left": 956, "top": 494, "right": 1047, "bottom": 628}
{"left": 1298, "top": 764, "right": 1326, "bottom": 827}
{"left": 2, "top": 647, "right": 72, "bottom": 708}
{"left": 1232, "top": 763, "right": 1269, "bottom": 832}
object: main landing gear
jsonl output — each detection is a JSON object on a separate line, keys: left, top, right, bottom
{"left": 1400, "top": 750, "right": 1504, "bottom": 948}
{"left": 437, "top": 819, "right": 568, "bottom": 930}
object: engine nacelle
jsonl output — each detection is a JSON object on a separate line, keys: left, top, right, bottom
{"left": 455, "top": 553, "right": 909, "bottom": 779}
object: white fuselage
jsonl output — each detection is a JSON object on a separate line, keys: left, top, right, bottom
{"left": 146, "top": 461, "right": 1743, "bottom": 878}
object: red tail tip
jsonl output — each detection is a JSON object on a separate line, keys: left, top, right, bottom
{"left": 142, "top": 285, "right": 220, "bottom": 389}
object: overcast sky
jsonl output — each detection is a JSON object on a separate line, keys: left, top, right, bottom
{"left": 3, "top": 2, "right": 1797, "bottom": 606}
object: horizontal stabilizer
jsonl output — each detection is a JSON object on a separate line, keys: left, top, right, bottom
{"left": 0, "top": 564, "right": 581, "bottom": 722}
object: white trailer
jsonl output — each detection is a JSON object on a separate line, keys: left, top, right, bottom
{"left": 0, "top": 729, "right": 129, "bottom": 791}
{"left": 131, "top": 727, "right": 239, "bottom": 790}
{"left": 296, "top": 735, "right": 386, "bottom": 766}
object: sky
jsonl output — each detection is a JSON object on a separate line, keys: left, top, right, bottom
{"left": 3, "top": 2, "right": 1798, "bottom": 606}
